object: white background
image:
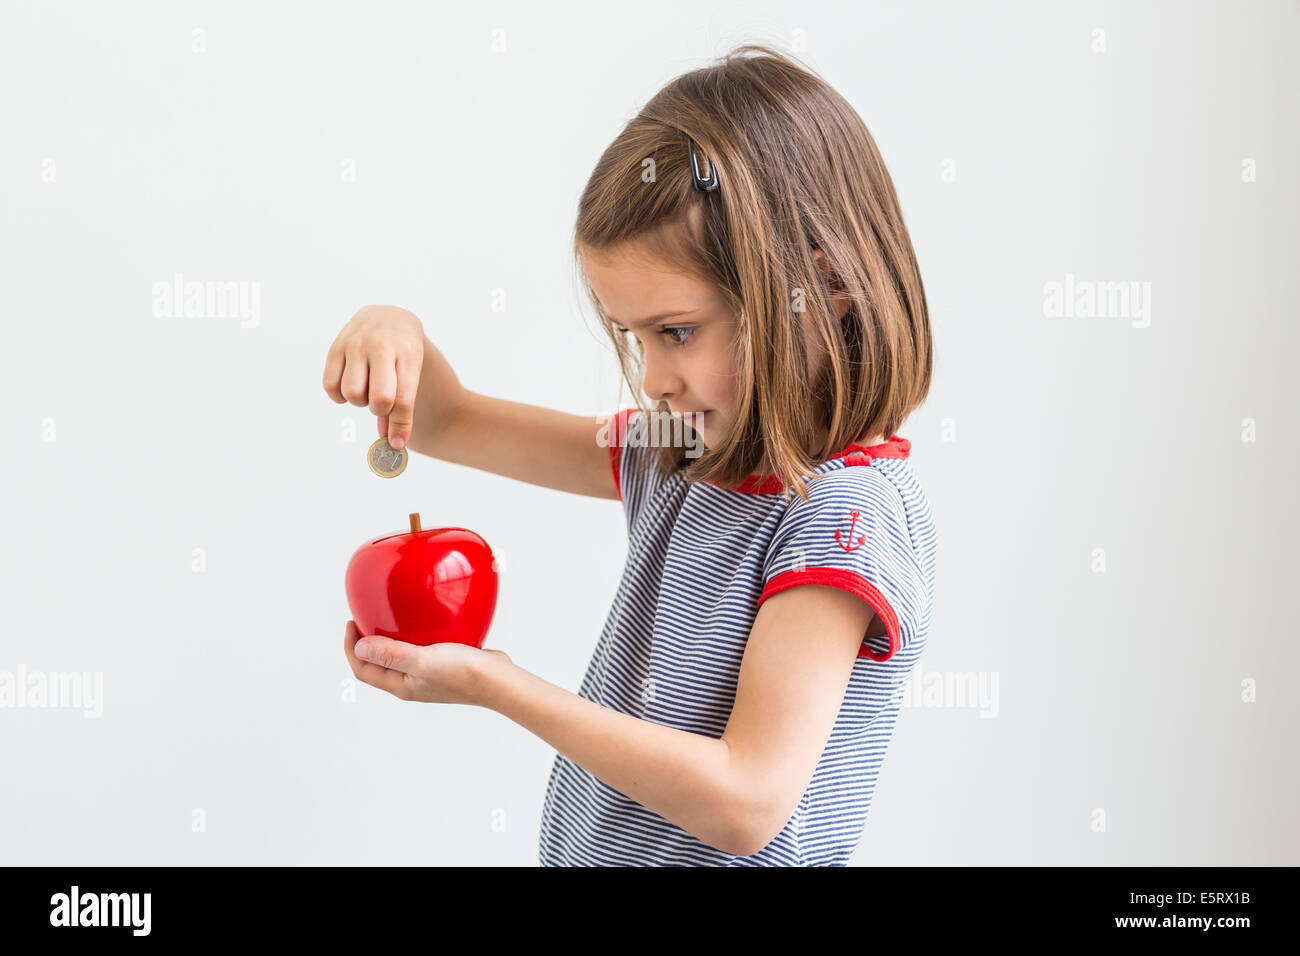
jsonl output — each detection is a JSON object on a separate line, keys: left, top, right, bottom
{"left": 1, "top": 0, "right": 1296, "bottom": 865}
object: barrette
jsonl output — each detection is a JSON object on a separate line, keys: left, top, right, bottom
{"left": 688, "top": 137, "right": 719, "bottom": 192}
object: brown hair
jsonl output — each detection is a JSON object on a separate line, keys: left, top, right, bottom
{"left": 575, "top": 43, "right": 932, "bottom": 502}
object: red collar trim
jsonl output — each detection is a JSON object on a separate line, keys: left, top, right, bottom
{"left": 705, "top": 434, "right": 911, "bottom": 495}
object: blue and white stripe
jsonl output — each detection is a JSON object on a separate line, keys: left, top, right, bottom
{"left": 538, "top": 409, "right": 938, "bottom": 865}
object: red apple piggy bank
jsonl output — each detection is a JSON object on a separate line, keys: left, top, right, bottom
{"left": 345, "top": 513, "right": 499, "bottom": 648}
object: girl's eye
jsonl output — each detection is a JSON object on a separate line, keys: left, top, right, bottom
{"left": 613, "top": 326, "right": 694, "bottom": 347}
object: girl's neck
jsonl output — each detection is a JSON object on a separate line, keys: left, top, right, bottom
{"left": 752, "top": 425, "right": 887, "bottom": 475}
{"left": 818, "top": 421, "right": 887, "bottom": 455}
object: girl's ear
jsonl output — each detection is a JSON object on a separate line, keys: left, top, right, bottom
{"left": 812, "top": 248, "right": 852, "bottom": 320}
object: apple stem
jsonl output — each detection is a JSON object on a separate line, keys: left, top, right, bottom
{"left": 409, "top": 513, "right": 421, "bottom": 534}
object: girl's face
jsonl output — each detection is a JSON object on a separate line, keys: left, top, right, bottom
{"left": 582, "top": 243, "right": 740, "bottom": 449}
{"left": 583, "top": 241, "right": 881, "bottom": 459}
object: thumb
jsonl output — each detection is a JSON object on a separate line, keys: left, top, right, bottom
{"left": 355, "top": 636, "right": 414, "bottom": 673}
{"left": 386, "top": 406, "right": 414, "bottom": 451}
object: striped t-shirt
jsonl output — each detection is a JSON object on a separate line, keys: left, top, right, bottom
{"left": 538, "top": 407, "right": 938, "bottom": 866}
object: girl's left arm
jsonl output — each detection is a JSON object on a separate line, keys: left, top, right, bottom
{"left": 470, "top": 583, "right": 872, "bottom": 856}
{"left": 469, "top": 658, "right": 751, "bottom": 855}
{"left": 346, "top": 581, "right": 871, "bottom": 857}
{"left": 346, "top": 621, "right": 748, "bottom": 853}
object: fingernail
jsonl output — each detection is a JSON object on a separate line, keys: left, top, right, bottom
{"left": 356, "top": 642, "right": 371, "bottom": 660}
{"left": 390, "top": 435, "right": 403, "bottom": 449}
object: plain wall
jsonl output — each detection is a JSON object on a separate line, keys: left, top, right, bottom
{"left": 0, "top": 0, "right": 1295, "bottom": 865}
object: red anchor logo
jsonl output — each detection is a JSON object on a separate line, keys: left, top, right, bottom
{"left": 835, "top": 510, "right": 866, "bottom": 551}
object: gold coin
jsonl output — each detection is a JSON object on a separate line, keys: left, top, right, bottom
{"left": 367, "top": 436, "right": 408, "bottom": 478}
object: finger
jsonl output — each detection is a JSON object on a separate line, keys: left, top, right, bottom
{"left": 322, "top": 341, "right": 347, "bottom": 403}
{"left": 367, "top": 349, "right": 398, "bottom": 421}
{"left": 354, "top": 635, "right": 416, "bottom": 676}
{"left": 344, "top": 622, "right": 411, "bottom": 698}
{"left": 387, "top": 347, "right": 421, "bottom": 451}
{"left": 377, "top": 413, "right": 389, "bottom": 439}
{"left": 339, "top": 344, "right": 370, "bottom": 407}
{"left": 344, "top": 619, "right": 370, "bottom": 670}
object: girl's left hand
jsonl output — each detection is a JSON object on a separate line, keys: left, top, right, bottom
{"left": 343, "top": 620, "right": 512, "bottom": 706}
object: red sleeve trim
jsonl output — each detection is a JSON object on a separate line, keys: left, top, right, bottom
{"left": 609, "top": 442, "right": 622, "bottom": 502}
{"left": 757, "top": 567, "right": 901, "bottom": 662}
{"left": 607, "top": 408, "right": 639, "bottom": 503}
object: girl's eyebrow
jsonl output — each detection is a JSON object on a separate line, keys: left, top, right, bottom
{"left": 614, "top": 309, "right": 700, "bottom": 328}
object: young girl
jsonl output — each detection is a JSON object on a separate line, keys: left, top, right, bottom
{"left": 323, "top": 44, "right": 935, "bottom": 866}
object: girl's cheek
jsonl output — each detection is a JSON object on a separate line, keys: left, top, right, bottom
{"left": 714, "top": 362, "right": 741, "bottom": 408}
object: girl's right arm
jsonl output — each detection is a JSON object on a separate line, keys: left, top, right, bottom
{"left": 322, "top": 305, "right": 619, "bottom": 500}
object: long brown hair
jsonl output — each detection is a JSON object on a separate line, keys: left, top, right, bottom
{"left": 575, "top": 43, "right": 932, "bottom": 502}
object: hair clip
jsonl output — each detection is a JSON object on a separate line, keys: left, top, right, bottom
{"left": 688, "top": 137, "right": 719, "bottom": 192}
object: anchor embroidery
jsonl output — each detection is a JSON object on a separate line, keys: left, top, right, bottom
{"left": 835, "top": 510, "right": 866, "bottom": 551}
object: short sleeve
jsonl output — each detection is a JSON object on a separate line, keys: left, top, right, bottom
{"left": 758, "top": 466, "right": 924, "bottom": 662}
{"left": 603, "top": 408, "right": 638, "bottom": 501}
{"left": 603, "top": 407, "right": 660, "bottom": 534}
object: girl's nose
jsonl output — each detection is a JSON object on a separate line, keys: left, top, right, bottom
{"left": 641, "top": 357, "right": 682, "bottom": 404}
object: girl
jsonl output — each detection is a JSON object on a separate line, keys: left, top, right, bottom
{"left": 323, "top": 43, "right": 935, "bottom": 866}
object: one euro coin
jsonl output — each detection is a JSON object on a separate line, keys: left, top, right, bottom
{"left": 367, "top": 436, "right": 408, "bottom": 478}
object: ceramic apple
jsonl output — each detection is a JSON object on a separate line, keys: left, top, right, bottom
{"left": 345, "top": 513, "right": 499, "bottom": 648}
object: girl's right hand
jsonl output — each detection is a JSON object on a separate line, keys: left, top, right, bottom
{"left": 322, "top": 304, "right": 454, "bottom": 452}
